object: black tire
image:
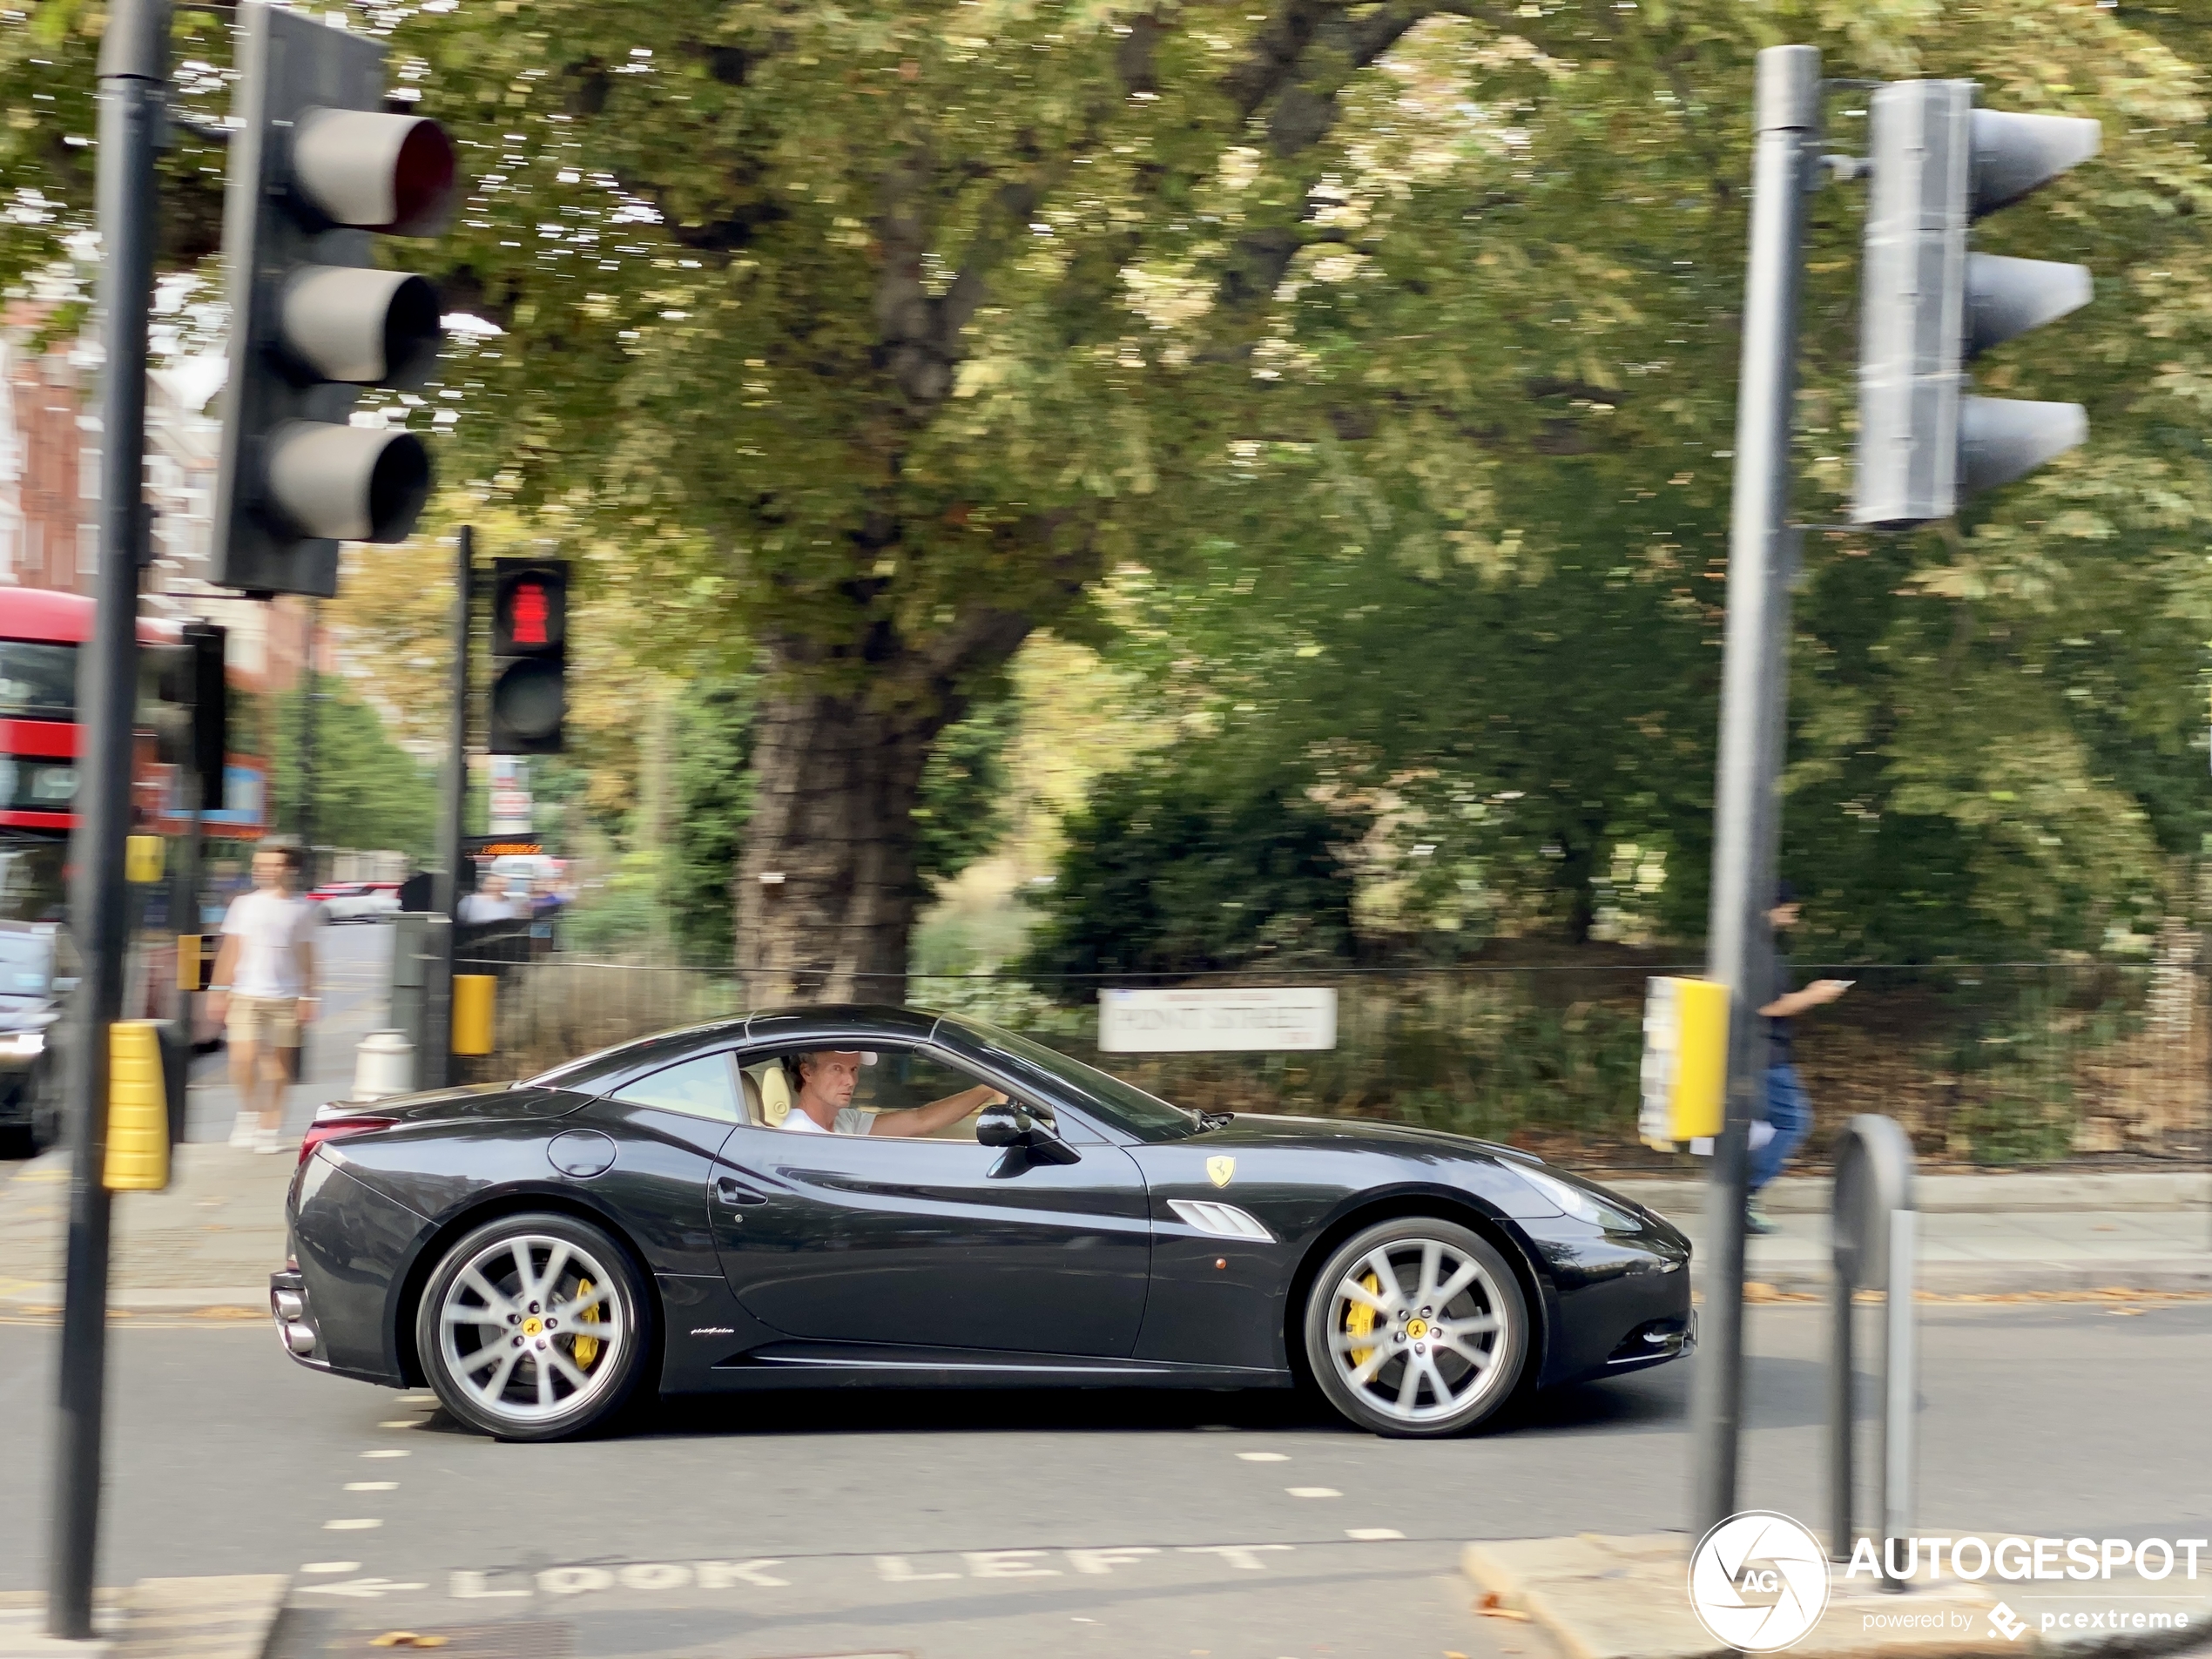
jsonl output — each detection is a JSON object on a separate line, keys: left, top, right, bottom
{"left": 415, "top": 1211, "right": 653, "bottom": 1441}
{"left": 1303, "top": 1217, "right": 1528, "bottom": 1439}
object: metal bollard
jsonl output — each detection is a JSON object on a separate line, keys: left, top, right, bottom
{"left": 351, "top": 1031, "right": 416, "bottom": 1102}
{"left": 1828, "top": 1114, "right": 1918, "bottom": 1586}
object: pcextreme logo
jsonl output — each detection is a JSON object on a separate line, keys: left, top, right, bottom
{"left": 1689, "top": 1512, "right": 1832, "bottom": 1653}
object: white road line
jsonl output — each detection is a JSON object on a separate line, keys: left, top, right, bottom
{"left": 345, "top": 1481, "right": 397, "bottom": 1492}
{"left": 300, "top": 1562, "right": 359, "bottom": 1575}
{"left": 324, "top": 1519, "right": 383, "bottom": 1531}
{"left": 361, "top": 1449, "right": 409, "bottom": 1459}
{"left": 1285, "top": 1487, "right": 1341, "bottom": 1499}
{"left": 1236, "top": 1452, "right": 1290, "bottom": 1462}
{"left": 375, "top": 1420, "right": 420, "bottom": 1429}
{"left": 1346, "top": 1528, "right": 1405, "bottom": 1541}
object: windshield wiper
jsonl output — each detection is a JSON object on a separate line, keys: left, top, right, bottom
{"left": 1195, "top": 1110, "right": 1234, "bottom": 1132}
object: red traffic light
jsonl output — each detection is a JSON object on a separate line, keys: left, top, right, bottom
{"left": 490, "top": 559, "right": 567, "bottom": 657}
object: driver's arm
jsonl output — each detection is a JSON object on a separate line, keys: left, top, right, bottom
{"left": 868, "top": 1083, "right": 1007, "bottom": 1139}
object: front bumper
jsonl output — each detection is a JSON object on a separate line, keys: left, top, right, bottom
{"left": 269, "top": 1265, "right": 329, "bottom": 1371}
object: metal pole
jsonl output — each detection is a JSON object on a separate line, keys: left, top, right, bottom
{"left": 1879, "top": 1205, "right": 1918, "bottom": 1568}
{"left": 51, "top": 0, "right": 166, "bottom": 1637}
{"left": 1691, "top": 42, "right": 1820, "bottom": 1540}
{"left": 1827, "top": 1261, "right": 1853, "bottom": 1561}
{"left": 297, "top": 601, "right": 317, "bottom": 872}
{"left": 427, "top": 529, "right": 472, "bottom": 1089}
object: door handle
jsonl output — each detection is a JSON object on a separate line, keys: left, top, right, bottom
{"left": 716, "top": 1176, "right": 767, "bottom": 1207}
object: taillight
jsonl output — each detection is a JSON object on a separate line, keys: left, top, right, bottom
{"left": 298, "top": 1116, "right": 397, "bottom": 1166}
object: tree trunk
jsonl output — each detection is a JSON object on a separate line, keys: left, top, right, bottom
{"left": 733, "top": 685, "right": 942, "bottom": 1007}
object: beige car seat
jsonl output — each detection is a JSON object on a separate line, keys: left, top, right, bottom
{"left": 756, "top": 1062, "right": 792, "bottom": 1127}
{"left": 739, "top": 1068, "right": 765, "bottom": 1127}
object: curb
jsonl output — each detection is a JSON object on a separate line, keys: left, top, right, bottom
{"left": 1736, "top": 1261, "right": 2212, "bottom": 1298}
{"left": 1608, "top": 1171, "right": 2212, "bottom": 1217}
{"left": 0, "top": 1575, "right": 287, "bottom": 1658}
{"left": 0, "top": 1285, "right": 269, "bottom": 1317}
{"left": 1462, "top": 1534, "right": 2212, "bottom": 1659}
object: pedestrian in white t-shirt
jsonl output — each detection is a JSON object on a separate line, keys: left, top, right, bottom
{"left": 208, "top": 843, "right": 320, "bottom": 1154}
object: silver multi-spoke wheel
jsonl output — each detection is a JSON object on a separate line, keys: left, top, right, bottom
{"left": 430, "top": 1228, "right": 631, "bottom": 1433}
{"left": 1306, "top": 1219, "right": 1526, "bottom": 1437}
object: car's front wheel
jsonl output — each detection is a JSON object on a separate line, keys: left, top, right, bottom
{"left": 1303, "top": 1217, "right": 1527, "bottom": 1438}
{"left": 415, "top": 1211, "right": 651, "bottom": 1441}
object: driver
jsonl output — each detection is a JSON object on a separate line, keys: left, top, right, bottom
{"left": 779, "top": 1049, "right": 1006, "bottom": 1137}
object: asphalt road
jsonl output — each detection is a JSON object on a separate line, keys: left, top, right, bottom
{"left": 3, "top": 1297, "right": 2207, "bottom": 1658}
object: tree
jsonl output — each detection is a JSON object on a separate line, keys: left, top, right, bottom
{"left": 11, "top": 0, "right": 2212, "bottom": 981}
{"left": 270, "top": 688, "right": 438, "bottom": 863}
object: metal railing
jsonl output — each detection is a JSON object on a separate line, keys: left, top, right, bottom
{"left": 457, "top": 955, "right": 2212, "bottom": 1167}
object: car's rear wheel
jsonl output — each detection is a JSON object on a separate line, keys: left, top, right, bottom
{"left": 415, "top": 1211, "right": 651, "bottom": 1441}
{"left": 1303, "top": 1217, "right": 1527, "bottom": 1438}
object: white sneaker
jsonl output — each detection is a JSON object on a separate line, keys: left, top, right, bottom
{"left": 229, "top": 1111, "right": 257, "bottom": 1149}
{"left": 253, "top": 1128, "right": 288, "bottom": 1155}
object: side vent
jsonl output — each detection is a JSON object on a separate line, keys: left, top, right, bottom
{"left": 1166, "top": 1199, "right": 1275, "bottom": 1243}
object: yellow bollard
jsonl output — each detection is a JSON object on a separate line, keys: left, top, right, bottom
{"left": 125, "top": 834, "right": 165, "bottom": 885}
{"left": 104, "top": 1021, "right": 171, "bottom": 1192}
{"left": 1638, "top": 975, "right": 1730, "bottom": 1150}
{"left": 176, "top": 934, "right": 204, "bottom": 993}
{"left": 451, "top": 974, "right": 496, "bottom": 1057}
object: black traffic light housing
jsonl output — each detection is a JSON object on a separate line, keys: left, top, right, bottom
{"left": 489, "top": 559, "right": 569, "bottom": 754}
{"left": 212, "top": 1, "right": 458, "bottom": 597}
{"left": 147, "top": 621, "right": 226, "bottom": 812}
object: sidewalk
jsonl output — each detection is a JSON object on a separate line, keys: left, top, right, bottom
{"left": 1608, "top": 1175, "right": 2212, "bottom": 1296}
{"left": 2, "top": 1145, "right": 2207, "bottom": 1316}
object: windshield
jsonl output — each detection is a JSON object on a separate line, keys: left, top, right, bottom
{"left": 0, "top": 641, "right": 78, "bottom": 720}
{"left": 940, "top": 1015, "right": 1198, "bottom": 1143}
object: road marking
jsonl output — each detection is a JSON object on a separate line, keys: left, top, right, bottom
{"left": 1236, "top": 1452, "right": 1289, "bottom": 1462}
{"left": 877, "top": 1558, "right": 960, "bottom": 1582}
{"left": 324, "top": 1519, "right": 383, "bottom": 1530}
{"left": 1346, "top": 1529, "right": 1405, "bottom": 1541}
{"left": 296, "top": 1579, "right": 426, "bottom": 1599}
{"left": 300, "top": 1562, "right": 359, "bottom": 1575}
{"left": 1178, "top": 1546, "right": 1295, "bottom": 1570}
{"left": 1066, "top": 1548, "right": 1158, "bottom": 1575}
{"left": 361, "top": 1449, "right": 409, "bottom": 1459}
{"left": 965, "top": 1551, "right": 1058, "bottom": 1579}
{"left": 1285, "top": 1487, "right": 1341, "bottom": 1499}
{"left": 375, "top": 1420, "right": 420, "bottom": 1429}
{"left": 345, "top": 1481, "right": 397, "bottom": 1491}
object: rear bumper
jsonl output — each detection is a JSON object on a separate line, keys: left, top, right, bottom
{"left": 269, "top": 1267, "right": 330, "bottom": 1372}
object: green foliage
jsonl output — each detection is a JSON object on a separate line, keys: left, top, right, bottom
{"left": 913, "top": 698, "right": 1018, "bottom": 894}
{"left": 1022, "top": 752, "right": 1363, "bottom": 977}
{"left": 670, "top": 677, "right": 754, "bottom": 967}
{"left": 269, "top": 687, "right": 436, "bottom": 862}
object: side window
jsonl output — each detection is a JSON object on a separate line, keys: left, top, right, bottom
{"left": 611, "top": 1052, "right": 743, "bottom": 1123}
{"left": 746, "top": 1046, "right": 1052, "bottom": 1142}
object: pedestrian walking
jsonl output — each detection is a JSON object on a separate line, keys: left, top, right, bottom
{"left": 1749, "top": 883, "right": 1851, "bottom": 1234}
{"left": 207, "top": 841, "right": 320, "bottom": 1154}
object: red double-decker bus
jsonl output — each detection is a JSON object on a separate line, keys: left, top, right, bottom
{"left": 0, "top": 588, "right": 266, "bottom": 922}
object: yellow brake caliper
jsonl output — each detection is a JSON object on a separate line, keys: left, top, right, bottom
{"left": 571, "top": 1278, "right": 601, "bottom": 1369}
{"left": 1344, "top": 1271, "right": 1382, "bottom": 1368}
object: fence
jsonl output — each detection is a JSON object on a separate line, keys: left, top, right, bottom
{"left": 456, "top": 954, "right": 2212, "bottom": 1170}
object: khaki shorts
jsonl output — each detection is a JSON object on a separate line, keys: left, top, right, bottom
{"left": 226, "top": 995, "right": 300, "bottom": 1049}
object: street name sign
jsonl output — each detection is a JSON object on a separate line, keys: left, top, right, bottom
{"left": 1097, "top": 987, "right": 1338, "bottom": 1054}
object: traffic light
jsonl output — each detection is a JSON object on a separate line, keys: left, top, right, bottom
{"left": 1853, "top": 81, "right": 2101, "bottom": 528}
{"left": 489, "top": 559, "right": 569, "bottom": 754}
{"left": 146, "top": 621, "right": 225, "bottom": 810}
{"left": 211, "top": 2, "right": 458, "bottom": 598}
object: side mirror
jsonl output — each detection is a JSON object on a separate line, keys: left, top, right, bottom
{"left": 976, "top": 1103, "right": 1026, "bottom": 1147}
{"left": 977, "top": 1101, "right": 1080, "bottom": 1167}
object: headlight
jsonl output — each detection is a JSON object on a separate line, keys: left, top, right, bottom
{"left": 0, "top": 1031, "right": 45, "bottom": 1058}
{"left": 1515, "top": 1166, "right": 1640, "bottom": 1230}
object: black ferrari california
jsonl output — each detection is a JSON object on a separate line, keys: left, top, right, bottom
{"left": 272, "top": 1005, "right": 1692, "bottom": 1440}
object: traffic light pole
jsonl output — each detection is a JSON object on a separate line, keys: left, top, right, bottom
{"left": 427, "top": 529, "right": 474, "bottom": 1089}
{"left": 51, "top": 0, "right": 167, "bottom": 1637}
{"left": 1691, "top": 42, "right": 1819, "bottom": 1541}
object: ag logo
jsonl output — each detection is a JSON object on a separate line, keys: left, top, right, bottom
{"left": 1687, "top": 1511, "right": 1831, "bottom": 1652}
{"left": 1206, "top": 1156, "right": 1236, "bottom": 1188}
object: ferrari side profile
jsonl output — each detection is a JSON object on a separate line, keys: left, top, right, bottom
{"left": 271, "top": 1005, "right": 1692, "bottom": 1440}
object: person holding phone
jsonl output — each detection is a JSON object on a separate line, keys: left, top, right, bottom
{"left": 1748, "top": 882, "right": 1851, "bottom": 1234}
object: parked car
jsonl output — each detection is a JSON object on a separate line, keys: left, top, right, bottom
{"left": 0, "top": 921, "right": 70, "bottom": 1155}
{"left": 309, "top": 880, "right": 402, "bottom": 922}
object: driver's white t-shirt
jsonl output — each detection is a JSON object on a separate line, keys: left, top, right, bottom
{"left": 781, "top": 1107, "right": 873, "bottom": 1136}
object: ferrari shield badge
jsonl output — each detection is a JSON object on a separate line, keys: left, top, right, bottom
{"left": 1207, "top": 1156, "right": 1236, "bottom": 1188}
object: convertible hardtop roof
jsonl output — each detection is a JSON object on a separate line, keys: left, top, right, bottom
{"left": 743, "top": 1003, "right": 943, "bottom": 1045}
